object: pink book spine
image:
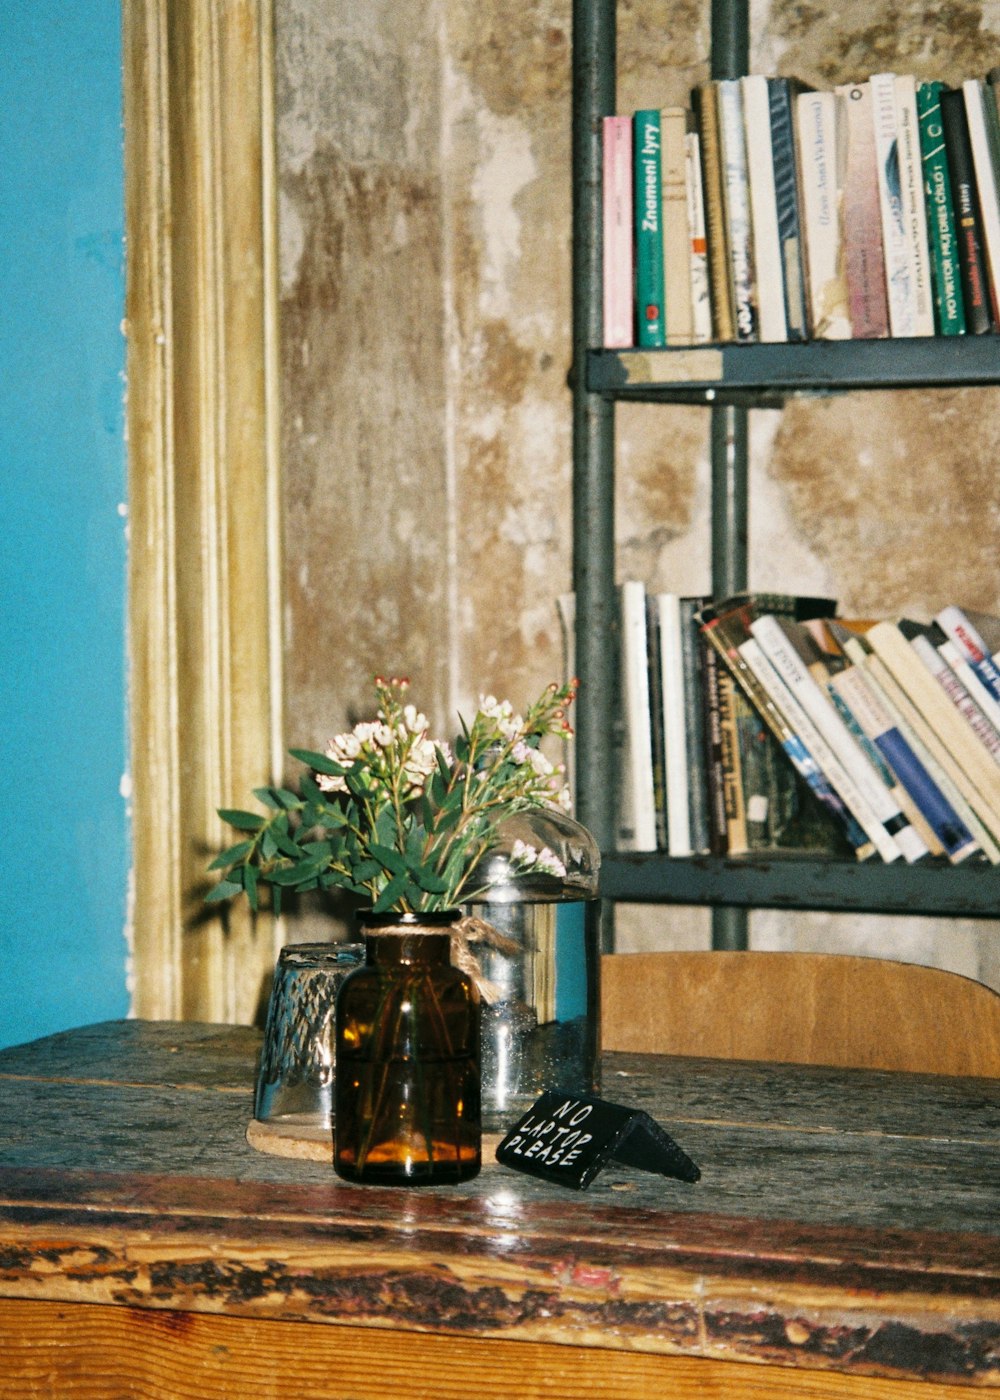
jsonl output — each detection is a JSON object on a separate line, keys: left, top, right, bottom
{"left": 838, "top": 83, "right": 890, "bottom": 338}
{"left": 602, "top": 116, "right": 634, "bottom": 348}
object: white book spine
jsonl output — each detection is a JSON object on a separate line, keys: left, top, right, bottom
{"left": 795, "top": 90, "right": 850, "bottom": 338}
{"left": 741, "top": 74, "right": 788, "bottom": 342}
{"left": 717, "top": 78, "right": 757, "bottom": 340}
{"left": 657, "top": 594, "right": 692, "bottom": 855}
{"left": 963, "top": 79, "right": 1000, "bottom": 310}
{"left": 739, "top": 637, "right": 901, "bottom": 863}
{"left": 894, "top": 75, "right": 935, "bottom": 334}
{"left": 910, "top": 633, "right": 1000, "bottom": 764}
{"left": 871, "top": 71, "right": 915, "bottom": 335}
{"left": 685, "top": 131, "right": 713, "bottom": 343}
{"left": 935, "top": 603, "right": 1000, "bottom": 706}
{"left": 751, "top": 615, "right": 928, "bottom": 862}
{"left": 619, "top": 580, "right": 658, "bottom": 851}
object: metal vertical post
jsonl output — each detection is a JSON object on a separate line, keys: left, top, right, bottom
{"left": 571, "top": 0, "right": 617, "bottom": 951}
{"left": 710, "top": 0, "right": 750, "bottom": 952}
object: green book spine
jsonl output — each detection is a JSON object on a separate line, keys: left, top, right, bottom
{"left": 917, "top": 80, "right": 966, "bottom": 334}
{"left": 633, "top": 110, "right": 666, "bottom": 347}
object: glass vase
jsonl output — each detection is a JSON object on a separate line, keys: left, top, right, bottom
{"left": 464, "top": 806, "right": 601, "bottom": 1132}
{"left": 333, "top": 910, "right": 481, "bottom": 1186}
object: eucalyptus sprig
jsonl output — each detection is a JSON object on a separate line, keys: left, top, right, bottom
{"left": 208, "top": 676, "right": 576, "bottom": 916}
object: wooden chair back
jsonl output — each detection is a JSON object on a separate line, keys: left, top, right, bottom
{"left": 601, "top": 950, "right": 1000, "bottom": 1077}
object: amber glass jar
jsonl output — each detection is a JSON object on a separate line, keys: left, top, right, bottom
{"left": 333, "top": 910, "right": 481, "bottom": 1186}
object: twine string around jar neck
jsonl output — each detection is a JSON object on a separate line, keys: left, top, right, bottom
{"left": 362, "top": 914, "right": 519, "bottom": 1004}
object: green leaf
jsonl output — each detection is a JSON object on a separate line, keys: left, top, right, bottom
{"left": 409, "top": 865, "right": 449, "bottom": 895}
{"left": 272, "top": 829, "right": 304, "bottom": 860}
{"left": 272, "top": 884, "right": 282, "bottom": 918}
{"left": 372, "top": 874, "right": 409, "bottom": 911}
{"left": 205, "top": 879, "right": 242, "bottom": 903}
{"left": 207, "top": 840, "right": 254, "bottom": 871}
{"left": 252, "top": 787, "right": 281, "bottom": 810}
{"left": 369, "top": 842, "right": 407, "bottom": 876}
{"left": 289, "top": 747, "right": 347, "bottom": 778}
{"left": 244, "top": 863, "right": 259, "bottom": 912}
{"left": 261, "top": 831, "right": 278, "bottom": 861}
{"left": 268, "top": 861, "right": 318, "bottom": 887}
{"left": 350, "top": 859, "right": 382, "bottom": 882}
{"left": 217, "top": 808, "right": 264, "bottom": 832}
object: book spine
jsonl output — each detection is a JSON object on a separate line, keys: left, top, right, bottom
{"left": 739, "top": 638, "right": 886, "bottom": 861}
{"left": 602, "top": 116, "right": 634, "bottom": 349}
{"left": 837, "top": 82, "right": 890, "bottom": 338}
{"left": 646, "top": 595, "right": 668, "bottom": 850}
{"left": 796, "top": 89, "right": 850, "bottom": 339}
{"left": 829, "top": 665, "right": 978, "bottom": 861}
{"left": 894, "top": 75, "right": 936, "bottom": 335}
{"left": 700, "top": 637, "right": 730, "bottom": 854}
{"left": 733, "top": 638, "right": 874, "bottom": 857}
{"left": 939, "top": 637, "right": 1000, "bottom": 735}
{"left": 870, "top": 71, "right": 915, "bottom": 335}
{"left": 661, "top": 107, "right": 694, "bottom": 345}
{"left": 680, "top": 598, "right": 712, "bottom": 852}
{"left": 694, "top": 81, "right": 735, "bottom": 341}
{"left": 658, "top": 594, "right": 692, "bottom": 855}
{"left": 685, "top": 132, "right": 714, "bottom": 343}
{"left": 911, "top": 631, "right": 1000, "bottom": 762}
{"left": 750, "top": 614, "right": 928, "bottom": 862}
{"left": 716, "top": 79, "right": 757, "bottom": 341}
{"left": 741, "top": 74, "right": 787, "bottom": 343}
{"left": 962, "top": 79, "right": 1000, "bottom": 324}
{"left": 716, "top": 668, "right": 748, "bottom": 853}
{"left": 941, "top": 86, "right": 995, "bottom": 334}
{"left": 768, "top": 76, "right": 810, "bottom": 341}
{"left": 868, "top": 619, "right": 1000, "bottom": 832}
{"left": 916, "top": 80, "right": 966, "bottom": 334}
{"left": 633, "top": 111, "right": 666, "bottom": 347}
{"left": 935, "top": 603, "right": 1000, "bottom": 706}
{"left": 844, "top": 636, "right": 1000, "bottom": 862}
{"left": 618, "top": 580, "right": 658, "bottom": 851}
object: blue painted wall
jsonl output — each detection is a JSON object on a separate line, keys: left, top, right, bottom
{"left": 0, "top": 4, "right": 130, "bottom": 1048}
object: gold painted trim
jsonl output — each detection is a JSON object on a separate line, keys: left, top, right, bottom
{"left": 124, "top": 0, "right": 283, "bottom": 1024}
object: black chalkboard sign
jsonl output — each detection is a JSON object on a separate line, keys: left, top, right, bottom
{"left": 495, "top": 1088, "right": 701, "bottom": 1190}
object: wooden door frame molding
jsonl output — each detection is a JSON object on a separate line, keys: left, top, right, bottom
{"left": 123, "top": 0, "right": 283, "bottom": 1022}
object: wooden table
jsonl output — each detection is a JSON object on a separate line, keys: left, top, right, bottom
{"left": 0, "top": 1021, "right": 997, "bottom": 1399}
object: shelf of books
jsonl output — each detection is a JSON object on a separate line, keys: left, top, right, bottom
{"left": 600, "top": 588, "right": 1000, "bottom": 917}
{"left": 599, "top": 74, "right": 1000, "bottom": 374}
{"left": 589, "top": 336, "right": 1000, "bottom": 404}
{"left": 600, "top": 851, "right": 1000, "bottom": 917}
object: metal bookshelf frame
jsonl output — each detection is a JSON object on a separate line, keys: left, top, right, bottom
{"left": 570, "top": 0, "right": 1000, "bottom": 949}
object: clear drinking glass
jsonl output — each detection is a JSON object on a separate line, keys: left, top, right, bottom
{"left": 254, "top": 941, "right": 366, "bottom": 1128}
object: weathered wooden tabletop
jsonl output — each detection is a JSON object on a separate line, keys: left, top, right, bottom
{"left": 0, "top": 1019, "right": 997, "bottom": 1397}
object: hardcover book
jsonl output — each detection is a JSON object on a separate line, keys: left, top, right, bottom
{"left": 633, "top": 110, "right": 667, "bottom": 347}
{"left": 916, "top": 80, "right": 966, "bottom": 334}
{"left": 602, "top": 116, "right": 634, "bottom": 349}
{"left": 836, "top": 82, "right": 890, "bottom": 338}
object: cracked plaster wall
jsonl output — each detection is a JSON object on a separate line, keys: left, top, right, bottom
{"left": 275, "top": 0, "right": 1000, "bottom": 985}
